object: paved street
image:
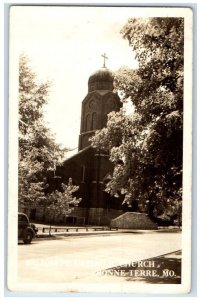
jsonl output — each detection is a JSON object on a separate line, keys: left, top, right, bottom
{"left": 17, "top": 231, "right": 181, "bottom": 290}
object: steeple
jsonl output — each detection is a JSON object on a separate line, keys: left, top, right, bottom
{"left": 78, "top": 63, "right": 122, "bottom": 151}
{"left": 88, "top": 54, "right": 113, "bottom": 92}
{"left": 88, "top": 67, "right": 114, "bottom": 92}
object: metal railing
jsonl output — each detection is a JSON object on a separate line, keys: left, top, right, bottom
{"left": 40, "top": 226, "right": 118, "bottom": 233}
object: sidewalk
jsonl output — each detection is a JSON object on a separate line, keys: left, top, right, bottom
{"left": 36, "top": 229, "right": 120, "bottom": 239}
{"left": 35, "top": 227, "right": 181, "bottom": 239}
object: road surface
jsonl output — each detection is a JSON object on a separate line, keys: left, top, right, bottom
{"left": 15, "top": 231, "right": 181, "bottom": 292}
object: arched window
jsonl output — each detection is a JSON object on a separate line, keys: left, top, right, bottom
{"left": 91, "top": 112, "right": 97, "bottom": 130}
{"left": 85, "top": 114, "right": 91, "bottom": 131}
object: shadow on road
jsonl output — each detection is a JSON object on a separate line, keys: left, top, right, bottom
{"left": 18, "top": 242, "right": 38, "bottom": 246}
{"left": 101, "top": 250, "right": 181, "bottom": 284}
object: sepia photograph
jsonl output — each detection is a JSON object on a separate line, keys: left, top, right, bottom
{"left": 8, "top": 5, "right": 192, "bottom": 294}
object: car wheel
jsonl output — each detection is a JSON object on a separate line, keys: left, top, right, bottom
{"left": 23, "top": 230, "right": 33, "bottom": 244}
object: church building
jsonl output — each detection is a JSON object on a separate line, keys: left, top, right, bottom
{"left": 55, "top": 58, "right": 126, "bottom": 225}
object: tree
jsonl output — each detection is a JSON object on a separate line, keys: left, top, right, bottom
{"left": 18, "top": 55, "right": 67, "bottom": 212}
{"left": 91, "top": 18, "right": 184, "bottom": 224}
{"left": 46, "top": 179, "right": 81, "bottom": 226}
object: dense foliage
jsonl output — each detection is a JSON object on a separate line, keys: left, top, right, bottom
{"left": 91, "top": 18, "right": 184, "bottom": 223}
{"left": 18, "top": 55, "right": 80, "bottom": 217}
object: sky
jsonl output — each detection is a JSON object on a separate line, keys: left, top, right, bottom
{"left": 10, "top": 6, "right": 139, "bottom": 154}
{"left": 10, "top": 6, "right": 190, "bottom": 155}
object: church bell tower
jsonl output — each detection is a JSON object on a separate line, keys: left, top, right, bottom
{"left": 78, "top": 54, "right": 122, "bottom": 150}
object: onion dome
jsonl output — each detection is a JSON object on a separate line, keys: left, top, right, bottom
{"left": 88, "top": 67, "right": 114, "bottom": 92}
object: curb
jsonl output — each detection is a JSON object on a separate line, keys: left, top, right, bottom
{"left": 35, "top": 228, "right": 181, "bottom": 240}
{"left": 35, "top": 230, "right": 121, "bottom": 239}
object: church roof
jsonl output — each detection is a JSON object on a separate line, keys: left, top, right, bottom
{"left": 62, "top": 145, "right": 94, "bottom": 165}
{"left": 88, "top": 67, "right": 114, "bottom": 84}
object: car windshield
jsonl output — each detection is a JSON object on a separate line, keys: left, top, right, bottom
{"left": 18, "top": 214, "right": 28, "bottom": 222}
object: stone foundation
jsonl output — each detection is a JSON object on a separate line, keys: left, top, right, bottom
{"left": 111, "top": 212, "right": 158, "bottom": 229}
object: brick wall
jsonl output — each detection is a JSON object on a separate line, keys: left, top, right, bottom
{"left": 88, "top": 208, "right": 123, "bottom": 225}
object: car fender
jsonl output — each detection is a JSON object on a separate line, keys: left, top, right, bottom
{"left": 22, "top": 226, "right": 35, "bottom": 239}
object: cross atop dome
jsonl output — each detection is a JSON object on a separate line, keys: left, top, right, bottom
{"left": 101, "top": 53, "right": 108, "bottom": 68}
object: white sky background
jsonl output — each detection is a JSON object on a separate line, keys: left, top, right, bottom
{"left": 10, "top": 6, "right": 138, "bottom": 154}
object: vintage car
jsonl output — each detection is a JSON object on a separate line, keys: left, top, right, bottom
{"left": 18, "top": 212, "right": 38, "bottom": 244}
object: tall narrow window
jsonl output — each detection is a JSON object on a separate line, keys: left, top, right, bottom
{"left": 85, "top": 114, "right": 91, "bottom": 131}
{"left": 91, "top": 112, "right": 97, "bottom": 130}
{"left": 81, "top": 165, "right": 85, "bottom": 182}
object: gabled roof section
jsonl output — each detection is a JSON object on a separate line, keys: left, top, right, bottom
{"left": 62, "top": 145, "right": 95, "bottom": 165}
